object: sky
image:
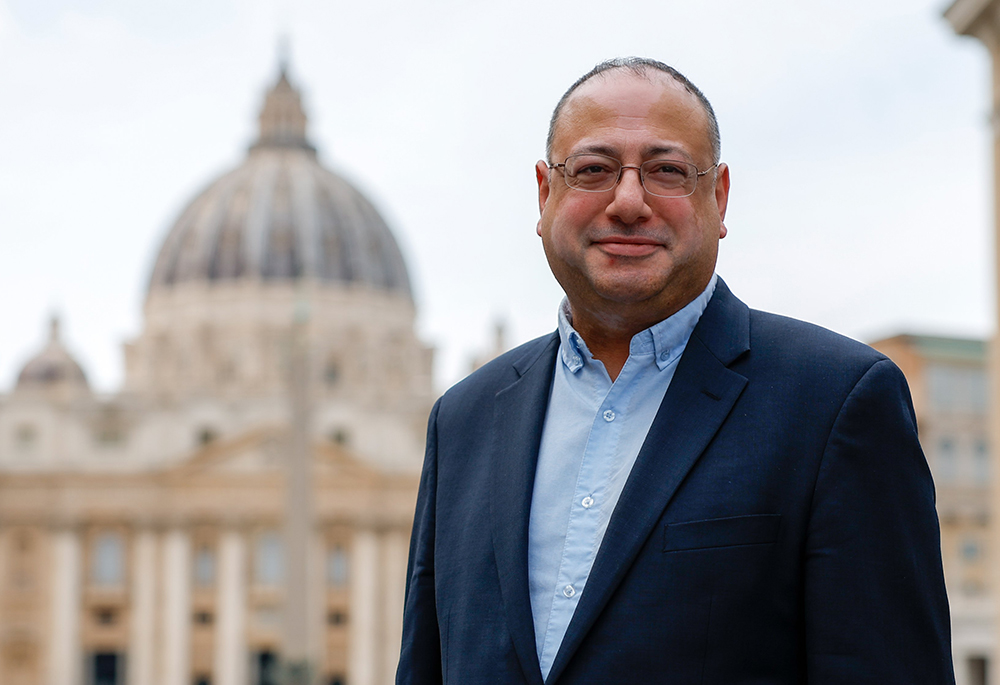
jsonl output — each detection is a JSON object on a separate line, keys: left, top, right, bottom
{"left": 0, "top": 0, "right": 992, "bottom": 393}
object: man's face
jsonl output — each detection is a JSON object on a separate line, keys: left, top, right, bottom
{"left": 536, "top": 71, "right": 730, "bottom": 330}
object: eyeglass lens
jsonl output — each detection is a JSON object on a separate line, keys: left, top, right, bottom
{"left": 562, "top": 153, "right": 698, "bottom": 197}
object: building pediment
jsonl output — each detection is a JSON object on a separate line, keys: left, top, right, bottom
{"left": 161, "top": 426, "right": 386, "bottom": 489}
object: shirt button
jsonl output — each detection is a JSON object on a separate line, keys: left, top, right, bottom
{"left": 660, "top": 351, "right": 669, "bottom": 361}
{"left": 563, "top": 584, "right": 576, "bottom": 598}
{"left": 602, "top": 409, "right": 615, "bottom": 422}
{"left": 581, "top": 496, "right": 594, "bottom": 509}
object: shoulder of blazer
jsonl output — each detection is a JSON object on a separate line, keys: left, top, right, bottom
{"left": 695, "top": 278, "right": 892, "bottom": 390}
{"left": 744, "top": 308, "right": 888, "bottom": 375}
{"left": 436, "top": 332, "right": 560, "bottom": 412}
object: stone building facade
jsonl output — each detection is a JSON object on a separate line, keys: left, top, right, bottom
{"left": 0, "top": 68, "right": 433, "bottom": 685}
{"left": 872, "top": 335, "right": 993, "bottom": 685}
{"left": 943, "top": 2, "right": 1000, "bottom": 682}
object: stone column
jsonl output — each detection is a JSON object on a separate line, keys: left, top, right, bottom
{"left": 946, "top": 5, "right": 1000, "bottom": 681}
{"left": 47, "top": 526, "right": 82, "bottom": 685}
{"left": 284, "top": 300, "right": 316, "bottom": 684}
{"left": 309, "top": 530, "right": 327, "bottom": 677}
{"left": 161, "top": 528, "right": 191, "bottom": 685}
{"left": 129, "top": 528, "right": 159, "bottom": 685}
{"left": 382, "top": 529, "right": 409, "bottom": 683}
{"left": 214, "top": 528, "right": 247, "bottom": 685}
{"left": 349, "top": 529, "right": 380, "bottom": 685}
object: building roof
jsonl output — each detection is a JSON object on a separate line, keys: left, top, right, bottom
{"left": 876, "top": 333, "right": 986, "bottom": 364}
{"left": 147, "top": 68, "right": 412, "bottom": 298}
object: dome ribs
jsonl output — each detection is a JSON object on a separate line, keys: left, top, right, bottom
{"left": 145, "top": 72, "right": 413, "bottom": 299}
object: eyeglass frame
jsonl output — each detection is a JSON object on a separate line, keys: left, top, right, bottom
{"left": 547, "top": 153, "right": 719, "bottom": 199}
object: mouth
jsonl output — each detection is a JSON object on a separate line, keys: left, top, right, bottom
{"left": 592, "top": 235, "right": 663, "bottom": 258}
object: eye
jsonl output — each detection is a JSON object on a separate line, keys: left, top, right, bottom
{"left": 567, "top": 155, "right": 617, "bottom": 178}
{"left": 645, "top": 161, "right": 689, "bottom": 177}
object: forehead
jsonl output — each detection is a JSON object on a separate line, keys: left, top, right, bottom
{"left": 553, "top": 71, "right": 711, "bottom": 161}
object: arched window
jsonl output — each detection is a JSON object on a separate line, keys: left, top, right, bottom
{"left": 91, "top": 532, "right": 124, "bottom": 586}
{"left": 254, "top": 532, "right": 283, "bottom": 586}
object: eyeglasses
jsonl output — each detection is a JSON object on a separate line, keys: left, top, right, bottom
{"left": 548, "top": 153, "right": 718, "bottom": 198}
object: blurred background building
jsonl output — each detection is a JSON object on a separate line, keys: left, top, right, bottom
{"left": 0, "top": 68, "right": 433, "bottom": 685}
{"left": 2, "top": 4, "right": 999, "bottom": 684}
{"left": 948, "top": 0, "right": 1000, "bottom": 683}
{"left": 872, "top": 334, "right": 992, "bottom": 685}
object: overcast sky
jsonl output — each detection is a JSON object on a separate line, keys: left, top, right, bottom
{"left": 0, "top": 0, "right": 992, "bottom": 393}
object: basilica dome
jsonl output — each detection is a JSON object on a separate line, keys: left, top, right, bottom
{"left": 16, "top": 317, "right": 89, "bottom": 391}
{"left": 147, "top": 69, "right": 412, "bottom": 298}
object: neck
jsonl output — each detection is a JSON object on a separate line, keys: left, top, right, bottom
{"left": 574, "top": 324, "right": 632, "bottom": 381}
{"left": 569, "top": 305, "right": 668, "bottom": 382}
{"left": 566, "top": 279, "right": 712, "bottom": 382}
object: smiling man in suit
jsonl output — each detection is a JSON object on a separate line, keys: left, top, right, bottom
{"left": 397, "top": 58, "right": 954, "bottom": 684}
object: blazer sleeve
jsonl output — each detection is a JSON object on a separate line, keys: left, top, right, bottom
{"left": 396, "top": 399, "right": 444, "bottom": 685}
{"left": 804, "top": 359, "right": 955, "bottom": 683}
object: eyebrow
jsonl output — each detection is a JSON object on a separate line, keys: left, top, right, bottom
{"left": 570, "top": 144, "right": 694, "bottom": 161}
{"left": 644, "top": 145, "right": 690, "bottom": 160}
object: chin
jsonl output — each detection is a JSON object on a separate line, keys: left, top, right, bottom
{"left": 591, "top": 277, "right": 671, "bottom": 306}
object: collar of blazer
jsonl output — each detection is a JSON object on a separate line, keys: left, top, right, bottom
{"left": 490, "top": 278, "right": 751, "bottom": 685}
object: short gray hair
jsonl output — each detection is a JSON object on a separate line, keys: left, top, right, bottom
{"left": 545, "top": 57, "right": 721, "bottom": 165}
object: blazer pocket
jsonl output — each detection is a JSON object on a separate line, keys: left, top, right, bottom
{"left": 663, "top": 514, "right": 782, "bottom": 552}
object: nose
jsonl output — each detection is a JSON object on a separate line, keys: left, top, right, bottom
{"left": 606, "top": 166, "right": 652, "bottom": 225}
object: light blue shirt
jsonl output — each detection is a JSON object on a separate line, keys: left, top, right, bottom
{"left": 527, "top": 274, "right": 718, "bottom": 680}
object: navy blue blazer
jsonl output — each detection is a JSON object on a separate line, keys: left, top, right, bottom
{"left": 398, "top": 280, "right": 954, "bottom": 684}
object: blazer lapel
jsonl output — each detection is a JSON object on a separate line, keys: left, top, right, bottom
{"left": 490, "top": 333, "right": 560, "bottom": 685}
{"left": 546, "top": 280, "right": 751, "bottom": 684}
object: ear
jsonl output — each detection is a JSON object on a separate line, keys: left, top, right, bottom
{"left": 714, "top": 163, "right": 730, "bottom": 239}
{"left": 536, "top": 160, "right": 551, "bottom": 213}
{"left": 536, "top": 160, "right": 551, "bottom": 236}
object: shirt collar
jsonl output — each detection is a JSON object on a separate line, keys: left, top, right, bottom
{"left": 557, "top": 273, "right": 718, "bottom": 374}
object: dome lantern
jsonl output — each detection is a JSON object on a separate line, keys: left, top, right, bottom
{"left": 251, "top": 67, "right": 316, "bottom": 155}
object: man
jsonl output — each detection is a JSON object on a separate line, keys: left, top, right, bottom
{"left": 398, "top": 58, "right": 954, "bottom": 684}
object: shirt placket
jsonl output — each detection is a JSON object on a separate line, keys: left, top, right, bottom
{"left": 539, "top": 360, "right": 636, "bottom": 664}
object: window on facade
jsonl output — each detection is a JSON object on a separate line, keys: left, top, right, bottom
{"left": 963, "top": 579, "right": 986, "bottom": 596}
{"left": 254, "top": 532, "right": 283, "bottom": 586}
{"left": 961, "top": 538, "right": 981, "bottom": 562}
{"left": 95, "top": 426, "right": 125, "bottom": 447}
{"left": 325, "top": 359, "right": 340, "bottom": 386}
{"left": 973, "top": 439, "right": 990, "bottom": 483}
{"left": 969, "top": 656, "right": 988, "bottom": 685}
{"left": 91, "top": 652, "right": 121, "bottom": 685}
{"left": 197, "top": 427, "right": 218, "bottom": 446}
{"left": 193, "top": 545, "right": 216, "bottom": 587}
{"left": 94, "top": 608, "right": 117, "bottom": 625}
{"left": 14, "top": 423, "right": 37, "bottom": 451}
{"left": 937, "top": 437, "right": 957, "bottom": 482}
{"left": 326, "top": 544, "right": 349, "bottom": 587}
{"left": 91, "top": 532, "right": 124, "bottom": 587}
{"left": 927, "top": 364, "right": 987, "bottom": 413}
{"left": 12, "top": 529, "right": 35, "bottom": 589}
{"left": 255, "top": 650, "right": 279, "bottom": 685}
